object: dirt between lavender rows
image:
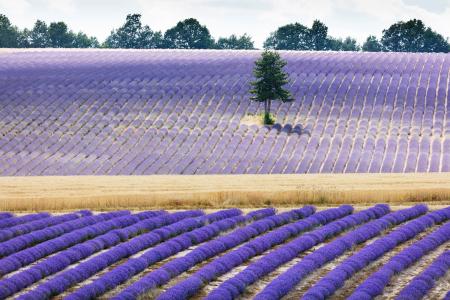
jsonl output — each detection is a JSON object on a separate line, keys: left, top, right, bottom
{"left": 8, "top": 205, "right": 450, "bottom": 300}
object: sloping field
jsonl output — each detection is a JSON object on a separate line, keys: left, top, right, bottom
{"left": 1, "top": 49, "right": 449, "bottom": 175}
{"left": 0, "top": 205, "right": 448, "bottom": 300}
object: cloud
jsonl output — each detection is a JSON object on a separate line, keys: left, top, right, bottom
{"left": 43, "top": 0, "right": 77, "bottom": 14}
{"left": 0, "top": 0, "right": 31, "bottom": 21}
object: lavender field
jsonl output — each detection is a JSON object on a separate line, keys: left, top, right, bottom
{"left": 1, "top": 49, "right": 449, "bottom": 175}
{"left": 0, "top": 205, "right": 448, "bottom": 300}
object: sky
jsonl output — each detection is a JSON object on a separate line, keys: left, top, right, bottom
{"left": 1, "top": 0, "right": 449, "bottom": 48}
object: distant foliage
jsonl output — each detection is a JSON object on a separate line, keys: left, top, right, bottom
{"left": 310, "top": 20, "right": 329, "bottom": 50}
{"left": 362, "top": 35, "right": 382, "bottom": 52}
{"left": 48, "top": 22, "right": 74, "bottom": 48}
{"left": 340, "top": 37, "right": 361, "bottom": 51}
{"left": 250, "top": 50, "right": 292, "bottom": 125}
{"left": 264, "top": 22, "right": 311, "bottom": 50}
{"left": 264, "top": 20, "right": 360, "bottom": 51}
{"left": 0, "top": 14, "right": 20, "bottom": 47}
{"left": 381, "top": 19, "right": 449, "bottom": 53}
{"left": 17, "top": 19, "right": 98, "bottom": 48}
{"left": 215, "top": 34, "right": 254, "bottom": 49}
{"left": 23, "top": 20, "right": 50, "bottom": 48}
{"left": 104, "top": 14, "right": 163, "bottom": 49}
{"left": 164, "top": 18, "right": 214, "bottom": 49}
{"left": 1, "top": 13, "right": 449, "bottom": 52}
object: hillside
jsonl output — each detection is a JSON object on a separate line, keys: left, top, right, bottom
{"left": 0, "top": 49, "right": 449, "bottom": 175}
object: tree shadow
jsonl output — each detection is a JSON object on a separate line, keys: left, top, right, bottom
{"left": 263, "top": 123, "right": 311, "bottom": 136}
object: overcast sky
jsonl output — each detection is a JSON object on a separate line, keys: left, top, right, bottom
{"left": 1, "top": 0, "right": 449, "bottom": 48}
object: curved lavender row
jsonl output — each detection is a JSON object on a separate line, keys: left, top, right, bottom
{"left": 349, "top": 221, "right": 450, "bottom": 299}
{"left": 0, "top": 211, "right": 91, "bottom": 242}
{"left": 113, "top": 206, "right": 315, "bottom": 300}
{"left": 396, "top": 250, "right": 450, "bottom": 300}
{"left": 255, "top": 204, "right": 426, "bottom": 300}
{"left": 0, "top": 210, "right": 130, "bottom": 258}
{"left": 302, "top": 205, "right": 449, "bottom": 300}
{"left": 0, "top": 213, "right": 13, "bottom": 220}
{"left": 206, "top": 205, "right": 389, "bottom": 300}
{"left": 0, "top": 210, "right": 148, "bottom": 276}
{"left": 0, "top": 213, "right": 51, "bottom": 229}
{"left": 18, "top": 209, "right": 239, "bottom": 300}
{"left": 65, "top": 209, "right": 262, "bottom": 300}
{"left": 0, "top": 211, "right": 193, "bottom": 299}
{"left": 156, "top": 205, "right": 353, "bottom": 300}
{"left": 19, "top": 211, "right": 205, "bottom": 299}
{"left": 445, "top": 291, "right": 450, "bottom": 300}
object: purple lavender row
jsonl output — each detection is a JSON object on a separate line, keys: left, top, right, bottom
{"left": 396, "top": 250, "right": 450, "bottom": 300}
{"left": 17, "top": 209, "right": 236, "bottom": 300}
{"left": 0, "top": 211, "right": 91, "bottom": 242}
{"left": 0, "top": 213, "right": 51, "bottom": 229}
{"left": 256, "top": 204, "right": 425, "bottom": 300}
{"left": 0, "top": 213, "right": 13, "bottom": 220}
{"left": 0, "top": 210, "right": 153, "bottom": 277}
{"left": 302, "top": 205, "right": 449, "bottom": 300}
{"left": 0, "top": 210, "right": 129, "bottom": 258}
{"left": 113, "top": 206, "right": 315, "bottom": 300}
{"left": 65, "top": 209, "right": 263, "bottom": 300}
{"left": 1, "top": 211, "right": 197, "bottom": 299}
{"left": 156, "top": 205, "right": 353, "bottom": 300}
{"left": 19, "top": 209, "right": 237, "bottom": 300}
{"left": 206, "top": 205, "right": 389, "bottom": 300}
{"left": 349, "top": 221, "right": 450, "bottom": 299}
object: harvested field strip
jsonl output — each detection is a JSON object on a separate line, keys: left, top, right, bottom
{"left": 1, "top": 174, "right": 450, "bottom": 211}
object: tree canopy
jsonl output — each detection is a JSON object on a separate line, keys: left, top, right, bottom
{"left": 362, "top": 35, "right": 382, "bottom": 52}
{"left": 264, "top": 20, "right": 362, "bottom": 51}
{"left": 264, "top": 22, "right": 311, "bottom": 50}
{"left": 164, "top": 18, "right": 214, "bottom": 49}
{"left": 1, "top": 13, "right": 449, "bottom": 52}
{"left": 25, "top": 20, "right": 50, "bottom": 48}
{"left": 216, "top": 34, "right": 254, "bottom": 49}
{"left": 14, "top": 19, "right": 98, "bottom": 48}
{"left": 0, "top": 14, "right": 20, "bottom": 47}
{"left": 104, "top": 14, "right": 163, "bottom": 49}
{"left": 381, "top": 19, "right": 449, "bottom": 53}
{"left": 250, "top": 50, "right": 292, "bottom": 125}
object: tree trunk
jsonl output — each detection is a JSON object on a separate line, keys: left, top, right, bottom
{"left": 268, "top": 99, "right": 271, "bottom": 115}
{"left": 264, "top": 99, "right": 268, "bottom": 116}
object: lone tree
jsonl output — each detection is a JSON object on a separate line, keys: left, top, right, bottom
{"left": 250, "top": 50, "right": 292, "bottom": 125}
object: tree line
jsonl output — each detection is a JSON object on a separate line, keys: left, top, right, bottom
{"left": 1, "top": 13, "right": 449, "bottom": 52}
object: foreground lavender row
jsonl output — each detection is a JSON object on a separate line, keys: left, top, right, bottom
{"left": 1, "top": 50, "right": 449, "bottom": 175}
{"left": 0, "top": 205, "right": 448, "bottom": 299}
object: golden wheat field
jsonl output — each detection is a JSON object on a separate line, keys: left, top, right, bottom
{"left": 0, "top": 173, "right": 449, "bottom": 211}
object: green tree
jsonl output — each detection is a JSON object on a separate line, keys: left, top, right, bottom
{"left": 362, "top": 35, "right": 382, "bottom": 52}
{"left": 48, "top": 22, "right": 73, "bottom": 47}
{"left": 164, "top": 18, "right": 214, "bottom": 49}
{"left": 0, "top": 14, "right": 20, "bottom": 47}
{"left": 340, "top": 37, "right": 360, "bottom": 51}
{"left": 250, "top": 50, "right": 292, "bottom": 125}
{"left": 309, "top": 20, "right": 328, "bottom": 50}
{"left": 216, "top": 34, "right": 254, "bottom": 49}
{"left": 264, "top": 20, "right": 359, "bottom": 51}
{"left": 26, "top": 20, "right": 50, "bottom": 47}
{"left": 326, "top": 36, "right": 360, "bottom": 51}
{"left": 104, "top": 14, "right": 163, "bottom": 49}
{"left": 381, "top": 19, "right": 449, "bottom": 53}
{"left": 264, "top": 22, "right": 310, "bottom": 50}
{"left": 73, "top": 32, "right": 99, "bottom": 48}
